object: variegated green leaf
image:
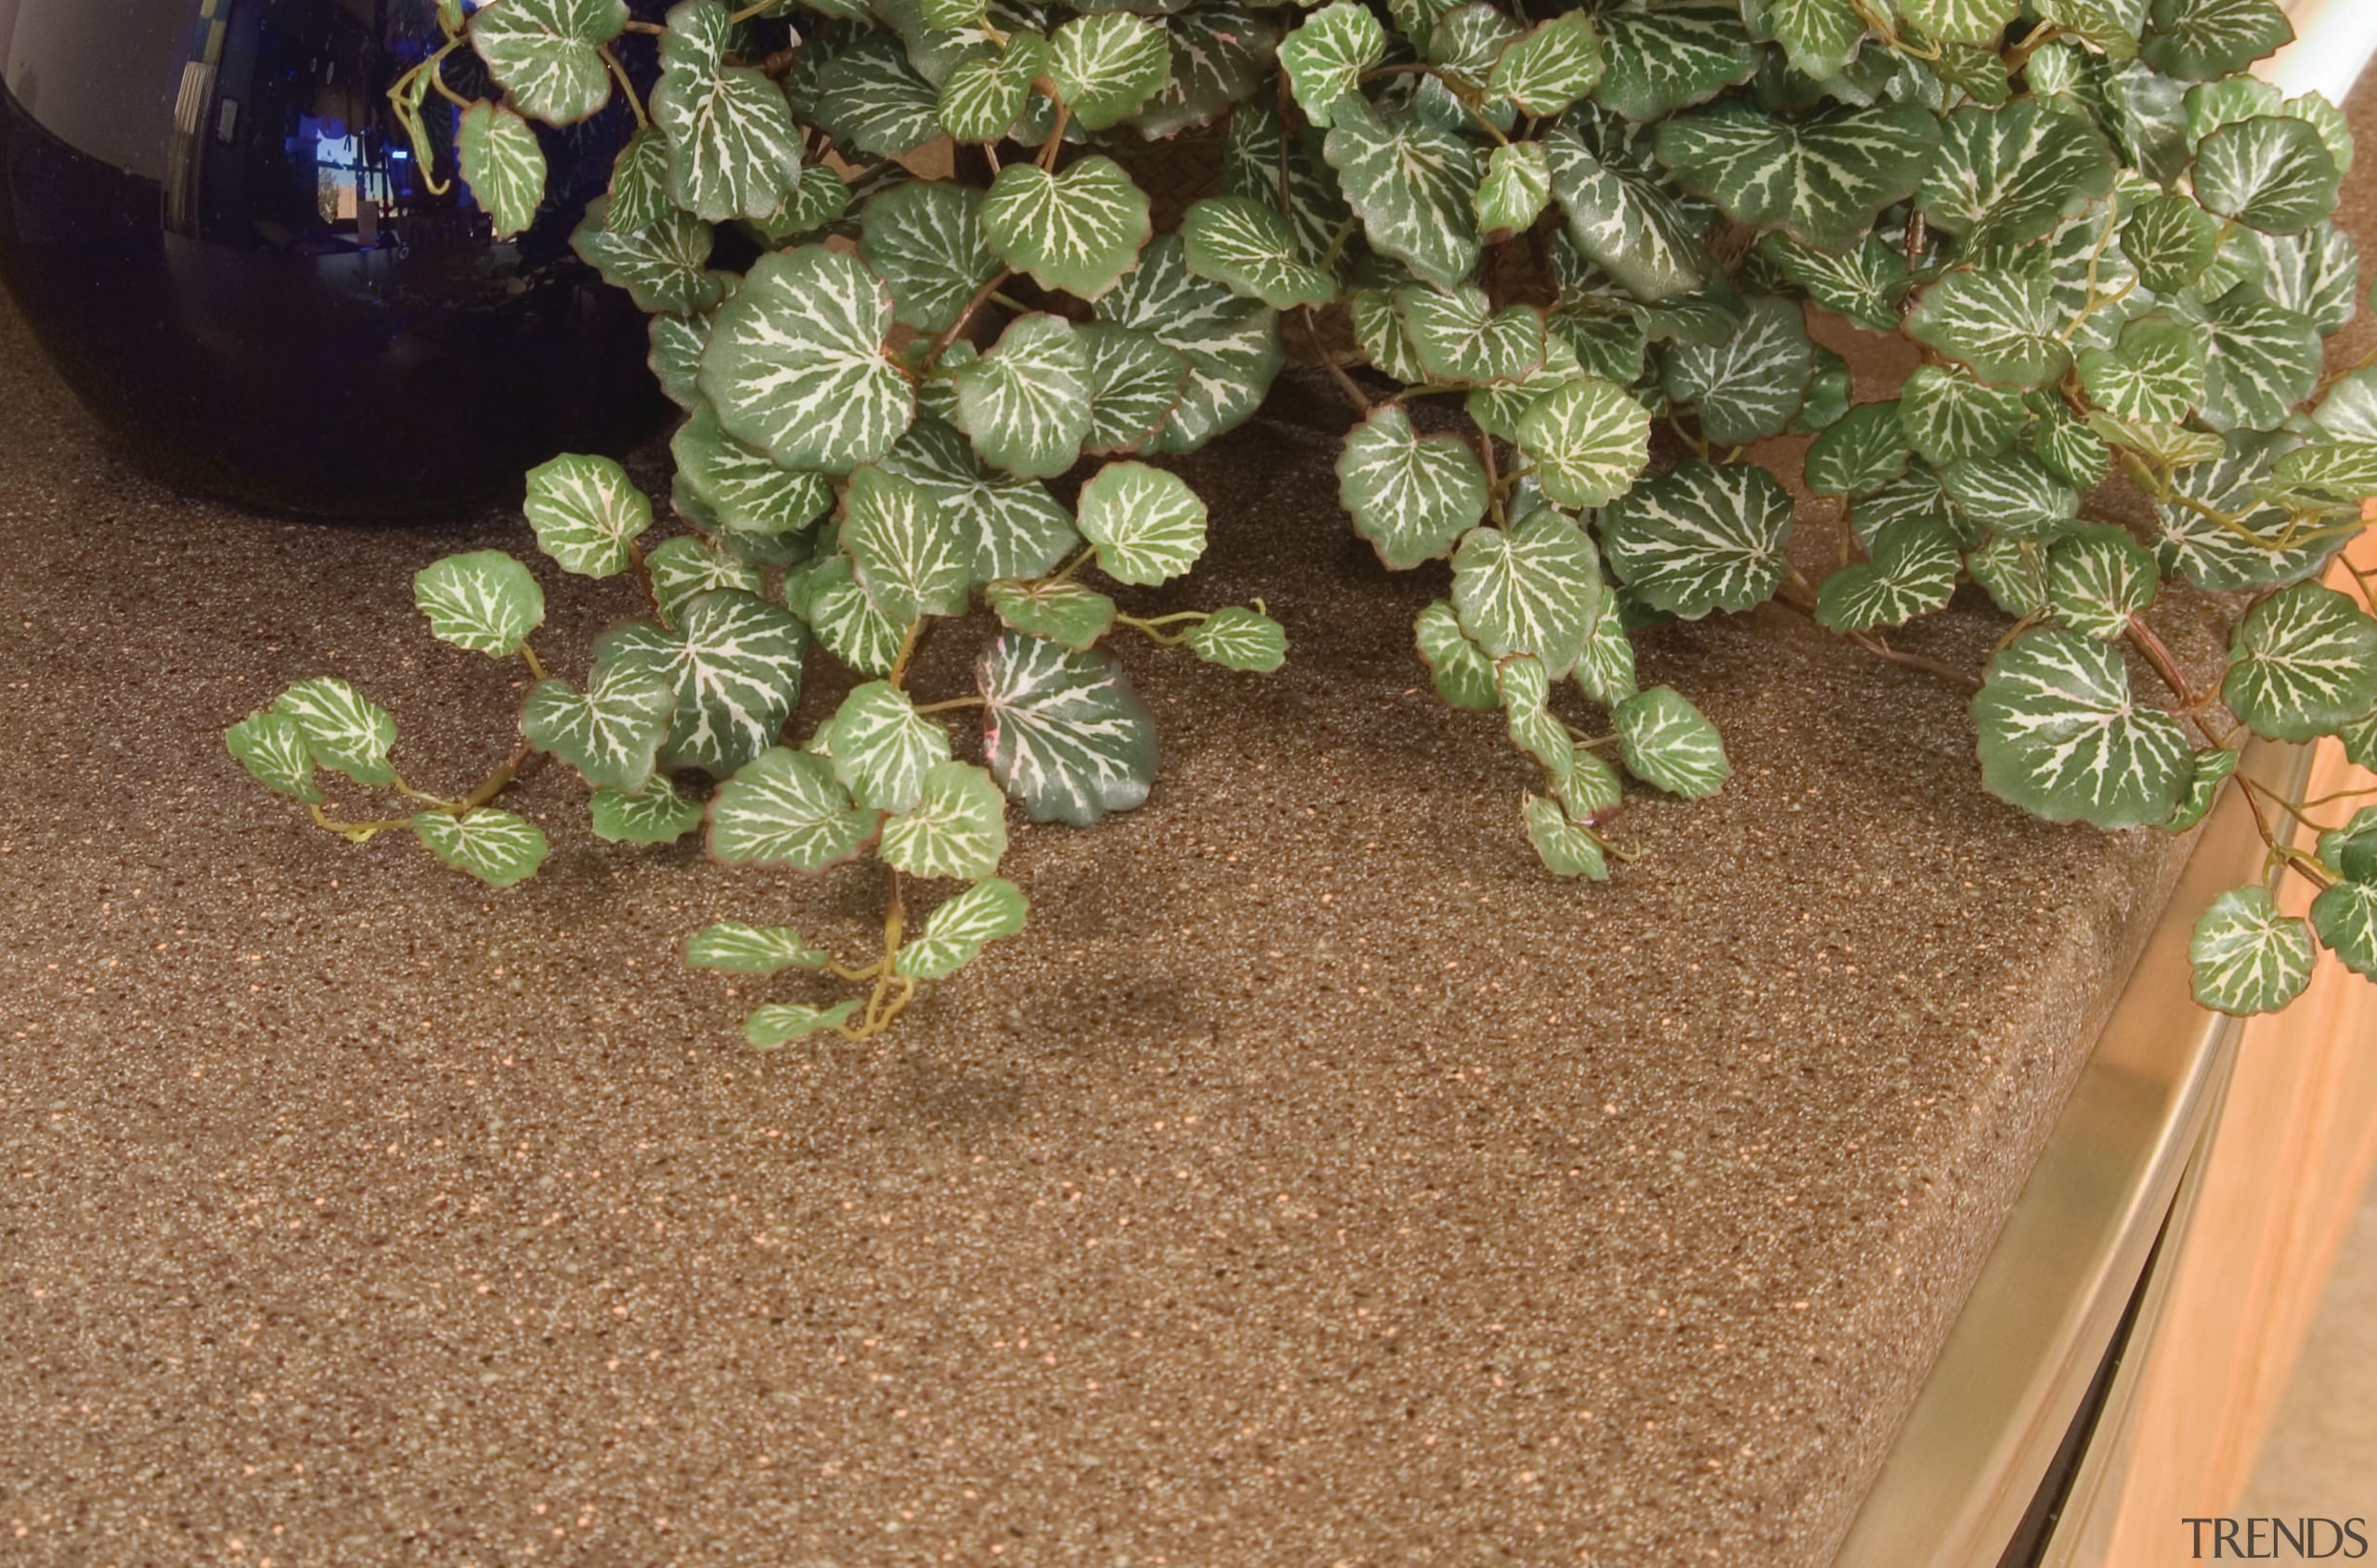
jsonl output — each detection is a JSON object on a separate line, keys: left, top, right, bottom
{"left": 2241, "top": 223, "right": 2361, "bottom": 337}
{"left": 1574, "top": 590, "right": 1639, "bottom": 710}
{"left": 1853, "top": 465, "right": 1959, "bottom": 551}
{"left": 985, "top": 578, "right": 1117, "bottom": 650}
{"left": 593, "top": 590, "right": 808, "bottom": 774}
{"left": 1136, "top": 2, "right": 1280, "bottom": 139}
{"left": 2193, "top": 114, "right": 2340, "bottom": 235}
{"left": 877, "top": 418, "right": 1077, "bottom": 582}
{"left": 1076, "top": 462, "right": 1207, "bottom": 586}
{"left": 606, "top": 127, "right": 671, "bottom": 232}
{"left": 2032, "top": 402, "right": 2113, "bottom": 490}
{"left": 574, "top": 199, "right": 720, "bottom": 314}
{"left": 1488, "top": 12, "right": 1604, "bottom": 116}
{"left": 1761, "top": 0, "right": 1867, "bottom": 76}
{"left": 2314, "top": 368, "right": 2377, "bottom": 444}
{"left": 893, "top": 876, "right": 1029, "bottom": 979}
{"left": 590, "top": 773, "right": 706, "bottom": 843}
{"left": 2196, "top": 284, "right": 2321, "bottom": 433}
{"left": 1942, "top": 451, "right": 2079, "bottom": 541}
{"left": 2078, "top": 312, "right": 2205, "bottom": 425}
{"left": 1467, "top": 336, "right": 1588, "bottom": 444}
{"left": 414, "top": 809, "right": 548, "bottom": 887}
{"left": 1188, "top": 607, "right": 1287, "bottom": 673}
{"left": 1450, "top": 509, "right": 1603, "bottom": 671}
{"left": 800, "top": 557, "right": 904, "bottom": 678}
{"left": 812, "top": 32, "right": 942, "bottom": 157}
{"left": 522, "top": 663, "right": 675, "bottom": 792}
{"left": 672, "top": 406, "right": 832, "bottom": 537}
{"left": 1591, "top": 0, "right": 1760, "bottom": 121}
{"left": 2222, "top": 583, "right": 2377, "bottom": 742}
{"left": 1968, "top": 531, "right": 2050, "bottom": 617}
{"left": 1901, "top": 366, "right": 2029, "bottom": 467}
{"left": 1656, "top": 101, "right": 1938, "bottom": 251}
{"left": 1220, "top": 99, "right": 1351, "bottom": 267}
{"left": 471, "top": 0, "right": 624, "bottom": 125}
{"left": 950, "top": 314, "right": 1090, "bottom": 479}
{"left": 2189, "top": 886, "right": 2314, "bottom": 1016}
{"left": 1907, "top": 272, "right": 2072, "bottom": 390}
{"left": 1918, "top": 100, "right": 2117, "bottom": 252}
{"left": 1352, "top": 289, "right": 1426, "bottom": 382}
{"left": 275, "top": 677, "right": 398, "bottom": 787}
{"left": 523, "top": 453, "right": 652, "bottom": 578}
{"left": 1616, "top": 685, "right": 1729, "bottom": 797}
{"left": 1498, "top": 654, "right": 1572, "bottom": 784}
{"left": 1601, "top": 460, "right": 1793, "bottom": 618}
{"left": 651, "top": 6, "right": 804, "bottom": 222}
{"left": 1897, "top": 0, "right": 2016, "bottom": 45}
{"left": 1517, "top": 378, "right": 1652, "bottom": 510}
{"left": 2153, "top": 437, "right": 2340, "bottom": 590}
{"left": 1795, "top": 349, "right": 1853, "bottom": 434}
{"left": 2163, "top": 745, "right": 2238, "bottom": 833}
{"left": 1758, "top": 233, "right": 1907, "bottom": 334}
{"left": 2141, "top": 0, "right": 2294, "bottom": 81}
{"left": 1076, "top": 324, "right": 1189, "bottom": 456}
{"left": 1814, "top": 517, "right": 1960, "bottom": 632}
{"left": 1180, "top": 198, "right": 1332, "bottom": 310}
{"left": 1048, "top": 10, "right": 1170, "bottom": 130}
{"left": 2124, "top": 193, "right": 2220, "bottom": 292}
{"left": 745, "top": 1001, "right": 861, "bottom": 1047}
{"left": 747, "top": 164, "right": 849, "bottom": 244}
{"left": 645, "top": 536, "right": 760, "bottom": 626}
{"left": 1475, "top": 140, "right": 1552, "bottom": 237}
{"left": 1406, "top": 599, "right": 1496, "bottom": 714}
{"left": 1661, "top": 296, "right": 1814, "bottom": 445}
{"left": 981, "top": 158, "right": 1151, "bottom": 302}
{"left": 700, "top": 245, "right": 913, "bottom": 473}
{"left": 458, "top": 102, "right": 546, "bottom": 238}
{"left": 226, "top": 711, "right": 322, "bottom": 803}
{"left": 840, "top": 464, "right": 968, "bottom": 624}
{"left": 976, "top": 633, "right": 1158, "bottom": 825}
{"left": 1336, "top": 406, "right": 1487, "bottom": 571}
{"left": 2045, "top": 525, "right": 2156, "bottom": 641}
{"left": 2317, "top": 808, "right": 2377, "bottom": 883}
{"left": 1279, "top": 1, "right": 1383, "bottom": 127}
{"left": 1094, "top": 237, "right": 1282, "bottom": 455}
{"left": 412, "top": 550, "right": 543, "bottom": 657}
{"left": 708, "top": 745, "right": 878, "bottom": 869}
{"left": 861, "top": 182, "right": 1001, "bottom": 335}
{"left": 1973, "top": 629, "right": 2191, "bottom": 827}
{"left": 938, "top": 34, "right": 1051, "bottom": 143}
{"left": 2267, "top": 439, "right": 2377, "bottom": 511}
{"left": 2087, "top": 412, "right": 2228, "bottom": 470}
{"left": 1543, "top": 122, "right": 1706, "bottom": 304}
{"left": 1524, "top": 795, "right": 1610, "bottom": 879}
{"left": 1322, "top": 95, "right": 1482, "bottom": 292}
{"left": 879, "top": 760, "right": 1007, "bottom": 879}
{"left": 686, "top": 921, "right": 828, "bottom": 974}
{"left": 1806, "top": 401, "right": 1910, "bottom": 498}
{"left": 649, "top": 309, "right": 712, "bottom": 410}
{"left": 1430, "top": 5, "right": 1526, "bottom": 93}
{"left": 825, "top": 681, "right": 953, "bottom": 812}
{"left": 1396, "top": 286, "right": 1545, "bottom": 385}
{"left": 2310, "top": 882, "right": 2377, "bottom": 980}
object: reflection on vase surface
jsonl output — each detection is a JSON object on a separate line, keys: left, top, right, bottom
{"left": 0, "top": 0, "right": 668, "bottom": 518}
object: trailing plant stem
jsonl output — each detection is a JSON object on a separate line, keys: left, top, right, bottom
{"left": 2125, "top": 616, "right": 2197, "bottom": 709}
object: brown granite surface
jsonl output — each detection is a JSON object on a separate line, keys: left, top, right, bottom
{"left": 0, "top": 103, "right": 2370, "bottom": 1568}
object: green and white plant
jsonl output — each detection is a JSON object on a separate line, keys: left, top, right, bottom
{"left": 231, "top": 0, "right": 2377, "bottom": 1034}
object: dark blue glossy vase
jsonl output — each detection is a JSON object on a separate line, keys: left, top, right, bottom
{"left": 0, "top": 0, "right": 668, "bottom": 518}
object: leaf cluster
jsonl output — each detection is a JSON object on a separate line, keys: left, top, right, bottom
{"left": 233, "top": 0, "right": 2377, "bottom": 1031}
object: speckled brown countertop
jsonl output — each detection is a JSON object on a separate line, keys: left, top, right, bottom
{"left": 2, "top": 103, "right": 2371, "bottom": 1566}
